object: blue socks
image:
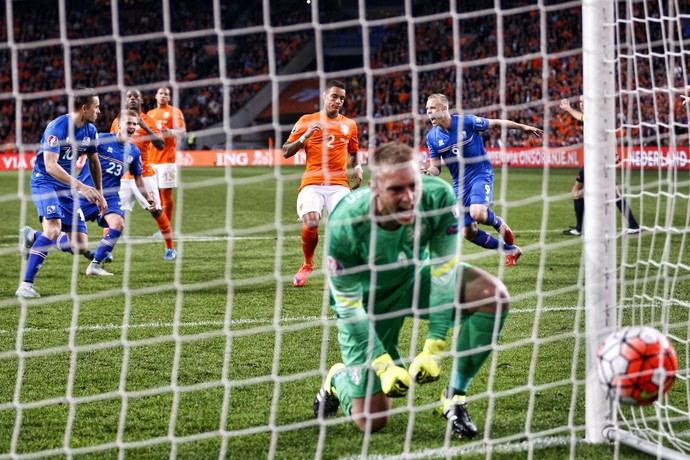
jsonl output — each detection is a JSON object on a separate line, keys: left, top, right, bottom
{"left": 485, "top": 208, "right": 503, "bottom": 230}
{"left": 94, "top": 228, "right": 121, "bottom": 263}
{"left": 471, "top": 229, "right": 515, "bottom": 251}
{"left": 23, "top": 235, "right": 51, "bottom": 283}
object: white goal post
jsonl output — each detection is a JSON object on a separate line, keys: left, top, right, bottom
{"left": 586, "top": 0, "right": 690, "bottom": 458}
{"left": 583, "top": 0, "right": 618, "bottom": 444}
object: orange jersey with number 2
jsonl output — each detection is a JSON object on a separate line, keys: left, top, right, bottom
{"left": 287, "top": 112, "right": 359, "bottom": 192}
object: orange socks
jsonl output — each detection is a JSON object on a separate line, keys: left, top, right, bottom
{"left": 160, "top": 189, "right": 174, "bottom": 223}
{"left": 301, "top": 226, "right": 318, "bottom": 266}
{"left": 154, "top": 213, "right": 175, "bottom": 250}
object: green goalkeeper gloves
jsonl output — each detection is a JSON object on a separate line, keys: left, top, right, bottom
{"left": 409, "top": 338, "right": 446, "bottom": 384}
{"left": 372, "top": 353, "right": 410, "bottom": 397}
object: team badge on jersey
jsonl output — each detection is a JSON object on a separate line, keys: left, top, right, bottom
{"left": 47, "top": 205, "right": 56, "bottom": 214}
{"left": 82, "top": 137, "right": 91, "bottom": 145}
{"left": 327, "top": 256, "right": 344, "bottom": 276}
{"left": 347, "top": 366, "right": 362, "bottom": 385}
{"left": 451, "top": 203, "right": 460, "bottom": 218}
{"left": 47, "top": 135, "right": 59, "bottom": 147}
{"left": 340, "top": 124, "right": 349, "bottom": 135}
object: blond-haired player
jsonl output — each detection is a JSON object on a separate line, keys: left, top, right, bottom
{"left": 111, "top": 88, "right": 178, "bottom": 260}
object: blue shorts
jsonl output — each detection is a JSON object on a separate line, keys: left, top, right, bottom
{"left": 460, "top": 174, "right": 494, "bottom": 227}
{"left": 80, "top": 194, "right": 124, "bottom": 228}
{"left": 59, "top": 195, "right": 88, "bottom": 233}
{"left": 29, "top": 181, "right": 73, "bottom": 221}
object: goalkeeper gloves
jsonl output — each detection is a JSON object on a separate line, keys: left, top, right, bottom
{"left": 409, "top": 338, "right": 446, "bottom": 384}
{"left": 371, "top": 353, "right": 410, "bottom": 398}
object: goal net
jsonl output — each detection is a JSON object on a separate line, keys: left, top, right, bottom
{"left": 1, "top": 0, "right": 689, "bottom": 458}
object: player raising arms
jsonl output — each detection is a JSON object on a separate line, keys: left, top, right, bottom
{"left": 314, "top": 142, "right": 510, "bottom": 438}
{"left": 16, "top": 89, "right": 106, "bottom": 298}
{"left": 423, "top": 93, "right": 543, "bottom": 266}
{"left": 282, "top": 79, "right": 362, "bottom": 287}
{"left": 147, "top": 86, "right": 186, "bottom": 251}
{"left": 104, "top": 88, "right": 177, "bottom": 260}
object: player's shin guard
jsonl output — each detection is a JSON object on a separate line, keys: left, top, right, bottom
{"left": 34, "top": 231, "right": 72, "bottom": 253}
{"left": 53, "top": 232, "right": 73, "bottom": 253}
{"left": 94, "top": 229, "right": 121, "bottom": 263}
{"left": 485, "top": 208, "right": 502, "bottom": 230}
{"left": 331, "top": 369, "right": 353, "bottom": 416}
{"left": 160, "top": 188, "right": 174, "bottom": 222}
{"left": 301, "top": 225, "right": 318, "bottom": 266}
{"left": 470, "top": 229, "right": 499, "bottom": 250}
{"left": 452, "top": 311, "right": 509, "bottom": 393}
{"left": 23, "top": 235, "right": 52, "bottom": 283}
{"left": 154, "top": 213, "right": 175, "bottom": 249}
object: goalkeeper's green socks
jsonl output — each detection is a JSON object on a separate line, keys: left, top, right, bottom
{"left": 451, "top": 311, "right": 508, "bottom": 395}
{"left": 331, "top": 370, "right": 353, "bottom": 416}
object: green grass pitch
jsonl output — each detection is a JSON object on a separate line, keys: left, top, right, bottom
{"left": 0, "top": 166, "right": 688, "bottom": 459}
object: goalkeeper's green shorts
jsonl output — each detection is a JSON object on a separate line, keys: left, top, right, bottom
{"left": 334, "top": 263, "right": 473, "bottom": 398}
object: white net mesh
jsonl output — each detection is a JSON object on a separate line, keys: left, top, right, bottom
{"left": 0, "top": 0, "right": 689, "bottom": 458}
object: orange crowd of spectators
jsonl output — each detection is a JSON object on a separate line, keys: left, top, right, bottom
{"left": 0, "top": 0, "right": 688, "bottom": 154}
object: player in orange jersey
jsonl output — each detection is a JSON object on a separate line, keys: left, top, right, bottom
{"left": 112, "top": 89, "right": 178, "bottom": 260}
{"left": 147, "top": 87, "right": 186, "bottom": 246}
{"left": 282, "top": 79, "right": 362, "bottom": 287}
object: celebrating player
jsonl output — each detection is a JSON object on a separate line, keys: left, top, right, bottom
{"left": 559, "top": 96, "right": 640, "bottom": 236}
{"left": 16, "top": 89, "right": 106, "bottom": 298}
{"left": 102, "top": 88, "right": 177, "bottom": 260}
{"left": 314, "top": 142, "right": 510, "bottom": 438}
{"left": 20, "top": 111, "right": 153, "bottom": 277}
{"left": 423, "top": 93, "right": 542, "bottom": 266}
{"left": 147, "top": 86, "right": 186, "bottom": 252}
{"left": 282, "top": 79, "right": 362, "bottom": 287}
{"left": 79, "top": 110, "right": 153, "bottom": 275}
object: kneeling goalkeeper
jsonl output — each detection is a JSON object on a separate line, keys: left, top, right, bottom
{"left": 314, "top": 142, "right": 510, "bottom": 438}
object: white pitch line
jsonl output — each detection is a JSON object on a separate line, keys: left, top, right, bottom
{"left": 0, "top": 234, "right": 300, "bottom": 249}
{"left": 1, "top": 228, "right": 589, "bottom": 247}
{"left": 338, "top": 435, "right": 583, "bottom": 459}
{"left": 0, "top": 307, "right": 572, "bottom": 335}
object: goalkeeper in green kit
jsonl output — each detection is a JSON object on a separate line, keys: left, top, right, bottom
{"left": 314, "top": 142, "right": 510, "bottom": 438}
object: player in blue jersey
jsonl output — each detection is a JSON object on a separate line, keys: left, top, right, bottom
{"left": 77, "top": 110, "right": 154, "bottom": 275}
{"left": 16, "top": 89, "right": 106, "bottom": 298}
{"left": 18, "top": 110, "right": 153, "bottom": 280}
{"left": 422, "top": 93, "right": 543, "bottom": 266}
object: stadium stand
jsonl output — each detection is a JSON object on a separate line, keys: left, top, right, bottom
{"left": 1, "top": 0, "right": 688, "bottom": 154}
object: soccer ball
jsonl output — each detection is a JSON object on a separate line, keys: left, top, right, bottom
{"left": 596, "top": 326, "right": 677, "bottom": 406}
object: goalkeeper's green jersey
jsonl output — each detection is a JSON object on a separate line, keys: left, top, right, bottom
{"left": 326, "top": 174, "right": 460, "bottom": 367}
